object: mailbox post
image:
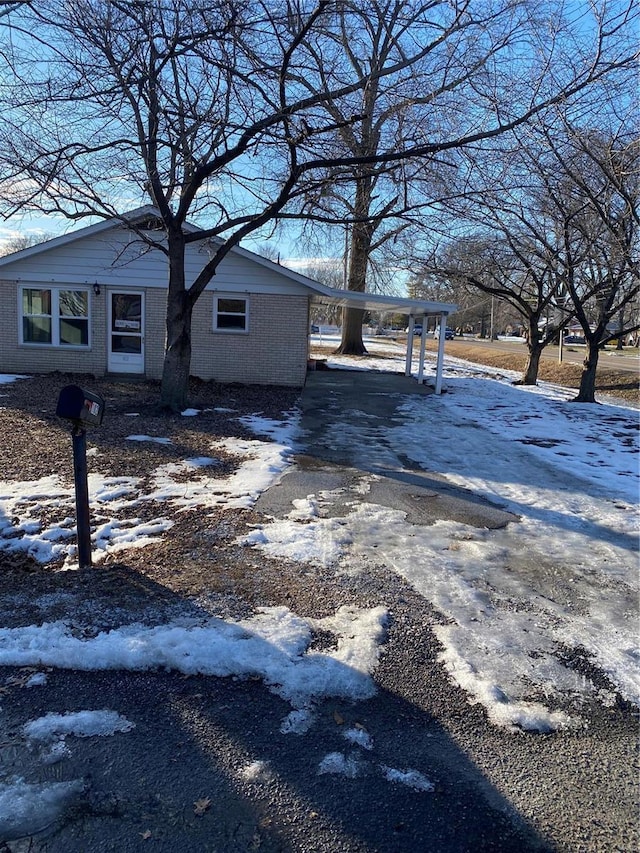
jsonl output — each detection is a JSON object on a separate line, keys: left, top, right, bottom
{"left": 56, "top": 385, "right": 105, "bottom": 568}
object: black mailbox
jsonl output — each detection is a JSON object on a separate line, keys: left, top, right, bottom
{"left": 56, "top": 385, "right": 105, "bottom": 428}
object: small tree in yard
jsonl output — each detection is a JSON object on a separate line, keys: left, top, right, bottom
{"left": 0, "top": 1, "right": 637, "bottom": 405}
{"left": 547, "top": 127, "right": 640, "bottom": 402}
{"left": 413, "top": 230, "right": 573, "bottom": 386}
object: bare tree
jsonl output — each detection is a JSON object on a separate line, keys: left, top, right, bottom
{"left": 300, "top": 0, "right": 639, "bottom": 355}
{"left": 541, "top": 126, "right": 640, "bottom": 401}
{"left": 0, "top": 1, "right": 636, "bottom": 406}
{"left": 0, "top": 1, "right": 28, "bottom": 18}
{"left": 413, "top": 226, "right": 573, "bottom": 383}
{"left": 1, "top": 1, "right": 380, "bottom": 408}
{"left": 413, "top": 126, "right": 638, "bottom": 394}
{"left": 410, "top": 24, "right": 638, "bottom": 394}
{"left": 304, "top": 1, "right": 451, "bottom": 355}
{"left": 0, "top": 232, "right": 54, "bottom": 256}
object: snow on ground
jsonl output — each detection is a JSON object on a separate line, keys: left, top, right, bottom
{"left": 0, "top": 605, "right": 387, "bottom": 712}
{"left": 245, "top": 341, "right": 639, "bottom": 731}
{"left": 0, "top": 354, "right": 638, "bottom": 831}
{"left": 0, "top": 411, "right": 301, "bottom": 565}
{"left": 0, "top": 374, "right": 28, "bottom": 385}
{"left": 317, "top": 750, "right": 434, "bottom": 790}
{"left": 0, "top": 778, "right": 86, "bottom": 841}
{"left": 0, "top": 708, "right": 133, "bottom": 840}
{"left": 23, "top": 709, "right": 135, "bottom": 743}
{"left": 0, "top": 355, "right": 638, "bottom": 733}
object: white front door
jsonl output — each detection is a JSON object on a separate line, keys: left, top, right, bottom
{"left": 108, "top": 291, "right": 145, "bottom": 374}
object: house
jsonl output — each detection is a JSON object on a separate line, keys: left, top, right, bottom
{"left": 0, "top": 207, "right": 456, "bottom": 390}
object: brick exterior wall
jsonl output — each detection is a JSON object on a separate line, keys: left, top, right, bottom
{"left": 142, "top": 288, "right": 167, "bottom": 380}
{"left": 1, "top": 281, "right": 309, "bottom": 387}
{"left": 0, "top": 279, "right": 107, "bottom": 377}
{"left": 190, "top": 292, "right": 309, "bottom": 386}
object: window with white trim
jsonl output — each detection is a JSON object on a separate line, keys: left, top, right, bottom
{"left": 213, "top": 294, "right": 248, "bottom": 332}
{"left": 20, "top": 287, "right": 90, "bottom": 347}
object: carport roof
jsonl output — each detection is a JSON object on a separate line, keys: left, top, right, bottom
{"left": 226, "top": 234, "right": 457, "bottom": 316}
{"left": 306, "top": 282, "right": 456, "bottom": 317}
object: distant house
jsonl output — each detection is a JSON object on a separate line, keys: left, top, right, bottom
{"left": 0, "top": 207, "right": 456, "bottom": 389}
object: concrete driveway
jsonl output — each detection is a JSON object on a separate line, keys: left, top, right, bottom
{"left": 258, "top": 369, "right": 517, "bottom": 530}
{"left": 254, "top": 367, "right": 638, "bottom": 853}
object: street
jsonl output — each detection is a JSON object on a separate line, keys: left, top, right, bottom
{"left": 445, "top": 336, "right": 640, "bottom": 374}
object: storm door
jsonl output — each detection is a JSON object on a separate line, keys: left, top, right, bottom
{"left": 107, "top": 291, "right": 145, "bottom": 373}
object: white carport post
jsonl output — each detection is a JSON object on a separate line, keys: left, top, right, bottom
{"left": 416, "top": 318, "right": 427, "bottom": 384}
{"left": 434, "top": 312, "right": 447, "bottom": 394}
{"left": 405, "top": 316, "right": 415, "bottom": 376}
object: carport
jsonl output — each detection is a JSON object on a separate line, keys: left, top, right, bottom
{"left": 309, "top": 285, "right": 457, "bottom": 394}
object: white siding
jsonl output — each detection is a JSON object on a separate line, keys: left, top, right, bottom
{"left": 0, "top": 224, "right": 313, "bottom": 297}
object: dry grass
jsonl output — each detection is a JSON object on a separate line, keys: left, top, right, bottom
{"left": 0, "top": 374, "right": 310, "bottom": 620}
{"left": 441, "top": 340, "right": 639, "bottom": 404}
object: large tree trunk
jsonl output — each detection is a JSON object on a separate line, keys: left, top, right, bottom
{"left": 160, "top": 235, "right": 193, "bottom": 412}
{"left": 334, "top": 182, "right": 374, "bottom": 356}
{"left": 573, "top": 342, "right": 599, "bottom": 403}
{"left": 518, "top": 316, "right": 544, "bottom": 385}
{"left": 522, "top": 342, "right": 543, "bottom": 384}
{"left": 337, "top": 305, "right": 367, "bottom": 353}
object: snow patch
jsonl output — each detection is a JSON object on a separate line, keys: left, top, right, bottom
{"left": 23, "top": 709, "right": 135, "bottom": 742}
{"left": 0, "top": 606, "right": 387, "bottom": 712}
{"left": 0, "top": 778, "right": 85, "bottom": 840}
{"left": 318, "top": 752, "right": 361, "bottom": 778}
{"left": 381, "top": 766, "right": 435, "bottom": 792}
{"left": 240, "top": 760, "right": 274, "bottom": 783}
{"left": 342, "top": 726, "right": 373, "bottom": 750}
